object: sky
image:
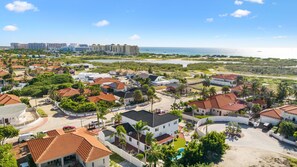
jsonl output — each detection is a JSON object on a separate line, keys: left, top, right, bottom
{"left": 1, "top": 0, "right": 297, "bottom": 48}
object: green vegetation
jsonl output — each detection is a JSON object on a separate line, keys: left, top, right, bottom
{"left": 0, "top": 144, "right": 18, "bottom": 167}
{"left": 195, "top": 115, "right": 211, "bottom": 119}
{"left": 173, "top": 137, "right": 186, "bottom": 150}
{"left": 0, "top": 125, "right": 19, "bottom": 145}
{"left": 278, "top": 121, "right": 296, "bottom": 138}
{"left": 36, "top": 108, "right": 48, "bottom": 117}
{"left": 110, "top": 153, "right": 125, "bottom": 163}
{"left": 287, "top": 156, "right": 297, "bottom": 167}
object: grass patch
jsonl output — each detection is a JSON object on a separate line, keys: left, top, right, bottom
{"left": 36, "top": 108, "right": 48, "bottom": 117}
{"left": 110, "top": 153, "right": 125, "bottom": 163}
{"left": 195, "top": 115, "right": 211, "bottom": 119}
{"left": 173, "top": 137, "right": 186, "bottom": 150}
{"left": 287, "top": 156, "right": 297, "bottom": 167}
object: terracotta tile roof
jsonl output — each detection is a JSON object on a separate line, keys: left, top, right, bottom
{"left": 252, "top": 99, "right": 266, "bottom": 106}
{"left": 279, "top": 105, "right": 297, "bottom": 115}
{"left": 189, "top": 93, "right": 246, "bottom": 112}
{"left": 212, "top": 74, "right": 238, "bottom": 80}
{"left": 12, "top": 65, "right": 26, "bottom": 69}
{"left": 0, "top": 94, "right": 21, "bottom": 105}
{"left": 156, "top": 134, "right": 174, "bottom": 144}
{"left": 260, "top": 108, "right": 282, "bottom": 119}
{"left": 57, "top": 88, "right": 80, "bottom": 97}
{"left": 27, "top": 128, "right": 112, "bottom": 164}
{"left": 91, "top": 78, "right": 126, "bottom": 90}
{"left": 46, "top": 129, "right": 65, "bottom": 137}
{"left": 116, "top": 82, "right": 125, "bottom": 90}
{"left": 92, "top": 78, "right": 119, "bottom": 85}
{"left": 88, "top": 92, "right": 116, "bottom": 103}
{"left": 0, "top": 70, "right": 9, "bottom": 77}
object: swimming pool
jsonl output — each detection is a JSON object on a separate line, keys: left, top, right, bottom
{"left": 175, "top": 148, "right": 185, "bottom": 160}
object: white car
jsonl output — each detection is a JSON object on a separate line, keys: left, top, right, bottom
{"left": 18, "top": 133, "right": 34, "bottom": 142}
{"left": 20, "top": 162, "right": 29, "bottom": 167}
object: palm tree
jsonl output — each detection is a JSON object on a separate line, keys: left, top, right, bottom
{"left": 133, "top": 120, "right": 149, "bottom": 153}
{"left": 147, "top": 88, "right": 157, "bottom": 112}
{"left": 146, "top": 142, "right": 162, "bottom": 167}
{"left": 113, "top": 113, "right": 122, "bottom": 125}
{"left": 110, "top": 125, "right": 127, "bottom": 149}
{"left": 144, "top": 132, "right": 155, "bottom": 162}
{"left": 251, "top": 80, "right": 260, "bottom": 97}
{"left": 260, "top": 85, "right": 268, "bottom": 98}
{"left": 241, "top": 84, "right": 249, "bottom": 99}
{"left": 221, "top": 86, "right": 230, "bottom": 94}
{"left": 96, "top": 107, "right": 108, "bottom": 129}
{"left": 200, "top": 87, "right": 209, "bottom": 99}
{"left": 209, "top": 87, "right": 217, "bottom": 96}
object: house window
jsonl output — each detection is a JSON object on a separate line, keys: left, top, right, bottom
{"left": 155, "top": 128, "right": 159, "bottom": 132}
{"left": 168, "top": 123, "right": 170, "bottom": 126}
{"left": 174, "top": 121, "right": 177, "bottom": 124}
{"left": 137, "top": 141, "right": 139, "bottom": 145}
{"left": 163, "top": 125, "right": 165, "bottom": 129}
{"left": 129, "top": 137, "right": 132, "bottom": 142}
{"left": 103, "top": 158, "right": 105, "bottom": 164}
{"left": 92, "top": 162, "right": 94, "bottom": 167}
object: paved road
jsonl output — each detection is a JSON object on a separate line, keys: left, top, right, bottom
{"left": 203, "top": 123, "right": 297, "bottom": 157}
{"left": 20, "top": 92, "right": 192, "bottom": 135}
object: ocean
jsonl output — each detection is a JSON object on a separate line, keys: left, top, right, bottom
{"left": 140, "top": 47, "right": 297, "bottom": 59}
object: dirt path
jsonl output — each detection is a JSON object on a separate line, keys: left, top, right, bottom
{"left": 216, "top": 146, "right": 292, "bottom": 167}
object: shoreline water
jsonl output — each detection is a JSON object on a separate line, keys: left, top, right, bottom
{"left": 140, "top": 47, "right": 297, "bottom": 59}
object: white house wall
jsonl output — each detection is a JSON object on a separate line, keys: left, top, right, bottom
{"left": 260, "top": 116, "right": 280, "bottom": 126}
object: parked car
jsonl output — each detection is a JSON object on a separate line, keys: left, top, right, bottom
{"left": 20, "top": 162, "right": 29, "bottom": 167}
{"left": 263, "top": 123, "right": 272, "bottom": 130}
{"left": 18, "top": 133, "right": 34, "bottom": 142}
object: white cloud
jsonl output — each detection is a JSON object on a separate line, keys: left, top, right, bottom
{"left": 235, "top": 0, "right": 244, "bottom": 5}
{"left": 94, "top": 20, "right": 110, "bottom": 27}
{"left": 245, "top": 0, "right": 264, "bottom": 4}
{"left": 3, "top": 25, "right": 18, "bottom": 31}
{"left": 219, "top": 13, "right": 228, "bottom": 17}
{"left": 5, "top": 1, "right": 38, "bottom": 12}
{"left": 129, "top": 34, "right": 141, "bottom": 40}
{"left": 273, "top": 36, "right": 287, "bottom": 39}
{"left": 231, "top": 9, "right": 251, "bottom": 18}
{"left": 206, "top": 18, "right": 214, "bottom": 23}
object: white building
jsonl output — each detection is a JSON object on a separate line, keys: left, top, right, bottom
{"left": 0, "top": 103, "right": 27, "bottom": 125}
{"left": 210, "top": 74, "right": 238, "bottom": 87}
{"left": 73, "top": 72, "right": 111, "bottom": 82}
{"left": 260, "top": 105, "right": 297, "bottom": 125}
{"left": 108, "top": 110, "right": 179, "bottom": 152}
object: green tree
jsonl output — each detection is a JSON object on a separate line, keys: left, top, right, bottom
{"left": 148, "top": 66, "right": 153, "bottom": 74}
{"left": 277, "top": 81, "right": 289, "bottom": 102}
{"left": 110, "top": 125, "right": 127, "bottom": 149}
{"left": 20, "top": 97, "right": 30, "bottom": 105}
{"left": 133, "top": 120, "right": 149, "bottom": 153}
{"left": 241, "top": 84, "right": 249, "bottom": 98}
{"left": 145, "top": 132, "right": 155, "bottom": 162}
{"left": 96, "top": 107, "right": 108, "bottom": 129}
{"left": 161, "top": 144, "right": 177, "bottom": 167}
{"left": 170, "top": 110, "right": 183, "bottom": 120}
{"left": 202, "top": 79, "right": 211, "bottom": 87}
{"left": 0, "top": 126, "right": 19, "bottom": 145}
{"left": 0, "top": 144, "right": 17, "bottom": 167}
{"left": 179, "top": 140, "right": 204, "bottom": 166}
{"left": 251, "top": 80, "right": 260, "bottom": 97}
{"left": 147, "top": 88, "right": 157, "bottom": 112}
{"left": 146, "top": 142, "right": 162, "bottom": 167}
{"left": 221, "top": 86, "right": 230, "bottom": 94}
{"left": 251, "top": 104, "right": 262, "bottom": 115}
{"left": 209, "top": 87, "right": 217, "bottom": 97}
{"left": 200, "top": 131, "right": 228, "bottom": 162}
{"left": 113, "top": 113, "right": 122, "bottom": 125}
{"left": 133, "top": 90, "right": 143, "bottom": 103}
{"left": 278, "top": 121, "right": 296, "bottom": 138}
{"left": 200, "top": 87, "right": 209, "bottom": 100}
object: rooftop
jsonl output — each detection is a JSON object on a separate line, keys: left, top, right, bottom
{"left": 0, "top": 94, "right": 21, "bottom": 105}
{"left": 260, "top": 108, "right": 282, "bottom": 120}
{"left": 121, "top": 110, "right": 179, "bottom": 127}
{"left": 0, "top": 103, "right": 27, "bottom": 117}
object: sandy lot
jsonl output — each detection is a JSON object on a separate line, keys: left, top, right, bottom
{"left": 217, "top": 146, "right": 291, "bottom": 167}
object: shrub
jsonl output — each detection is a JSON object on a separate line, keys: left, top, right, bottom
{"left": 136, "top": 153, "right": 144, "bottom": 160}
{"left": 36, "top": 108, "right": 48, "bottom": 117}
{"left": 20, "top": 97, "right": 30, "bottom": 105}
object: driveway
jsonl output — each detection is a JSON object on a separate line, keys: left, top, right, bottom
{"left": 201, "top": 123, "right": 297, "bottom": 157}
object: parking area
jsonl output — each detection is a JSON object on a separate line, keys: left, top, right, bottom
{"left": 200, "top": 123, "right": 297, "bottom": 157}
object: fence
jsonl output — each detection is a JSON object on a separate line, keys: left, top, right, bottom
{"left": 101, "top": 140, "right": 145, "bottom": 167}
{"left": 193, "top": 116, "right": 249, "bottom": 137}
{"left": 269, "top": 131, "right": 297, "bottom": 146}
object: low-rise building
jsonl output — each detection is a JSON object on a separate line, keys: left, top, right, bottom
{"left": 27, "top": 128, "right": 112, "bottom": 167}
{"left": 0, "top": 94, "right": 21, "bottom": 105}
{"left": 0, "top": 103, "right": 27, "bottom": 125}
{"left": 260, "top": 105, "right": 297, "bottom": 125}
{"left": 210, "top": 74, "right": 238, "bottom": 87}
{"left": 189, "top": 93, "right": 246, "bottom": 116}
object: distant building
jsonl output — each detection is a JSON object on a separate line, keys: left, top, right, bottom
{"left": 28, "top": 43, "right": 47, "bottom": 50}
{"left": 260, "top": 105, "right": 297, "bottom": 125}
{"left": 210, "top": 74, "right": 238, "bottom": 87}
{"left": 91, "top": 44, "right": 139, "bottom": 55}
{"left": 47, "top": 43, "right": 67, "bottom": 50}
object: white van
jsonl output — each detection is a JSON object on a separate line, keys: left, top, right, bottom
{"left": 18, "top": 133, "right": 34, "bottom": 142}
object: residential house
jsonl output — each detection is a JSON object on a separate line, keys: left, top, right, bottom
{"left": 104, "top": 110, "right": 179, "bottom": 152}
{"left": 27, "top": 128, "right": 112, "bottom": 167}
{"left": 88, "top": 92, "right": 116, "bottom": 103}
{"left": 0, "top": 103, "right": 27, "bottom": 125}
{"left": 189, "top": 93, "right": 246, "bottom": 116}
{"left": 113, "top": 88, "right": 148, "bottom": 105}
{"left": 73, "top": 73, "right": 111, "bottom": 82}
{"left": 260, "top": 105, "right": 297, "bottom": 125}
{"left": 91, "top": 78, "right": 126, "bottom": 92}
{"left": 57, "top": 88, "right": 91, "bottom": 98}
{"left": 0, "top": 94, "right": 21, "bottom": 105}
{"left": 210, "top": 74, "right": 238, "bottom": 87}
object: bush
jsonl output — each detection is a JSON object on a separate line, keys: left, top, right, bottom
{"left": 136, "top": 153, "right": 144, "bottom": 160}
{"left": 20, "top": 97, "right": 30, "bottom": 105}
{"left": 36, "top": 108, "right": 48, "bottom": 117}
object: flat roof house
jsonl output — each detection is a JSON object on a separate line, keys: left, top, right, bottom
{"left": 210, "top": 74, "right": 238, "bottom": 87}
{"left": 27, "top": 128, "right": 112, "bottom": 167}
{"left": 0, "top": 103, "right": 27, "bottom": 125}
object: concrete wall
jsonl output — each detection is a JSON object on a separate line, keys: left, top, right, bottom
{"left": 260, "top": 116, "right": 280, "bottom": 125}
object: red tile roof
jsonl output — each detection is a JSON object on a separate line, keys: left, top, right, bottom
{"left": 212, "top": 74, "right": 238, "bottom": 80}
{"left": 27, "top": 128, "right": 112, "bottom": 164}
{"left": 57, "top": 88, "right": 90, "bottom": 97}
{"left": 260, "top": 108, "right": 282, "bottom": 119}
{"left": 189, "top": 93, "right": 246, "bottom": 112}
{"left": 279, "top": 105, "right": 297, "bottom": 115}
{"left": 0, "top": 94, "right": 21, "bottom": 105}
{"left": 0, "top": 70, "right": 9, "bottom": 77}
{"left": 12, "top": 65, "right": 26, "bottom": 69}
{"left": 88, "top": 92, "right": 116, "bottom": 103}
{"left": 91, "top": 78, "right": 125, "bottom": 90}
